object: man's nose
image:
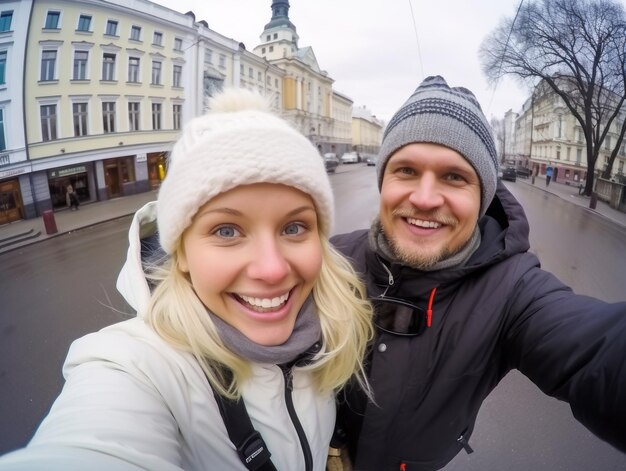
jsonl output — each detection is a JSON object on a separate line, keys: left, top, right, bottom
{"left": 247, "top": 236, "right": 290, "bottom": 283}
{"left": 407, "top": 174, "right": 444, "bottom": 210}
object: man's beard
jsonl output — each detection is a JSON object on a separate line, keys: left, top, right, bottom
{"left": 382, "top": 209, "right": 468, "bottom": 270}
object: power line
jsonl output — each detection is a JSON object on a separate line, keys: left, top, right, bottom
{"left": 408, "top": 0, "right": 424, "bottom": 80}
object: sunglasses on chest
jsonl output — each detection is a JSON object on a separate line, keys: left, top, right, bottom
{"left": 369, "top": 288, "right": 436, "bottom": 337}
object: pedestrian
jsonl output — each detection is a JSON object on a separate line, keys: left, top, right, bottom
{"left": 0, "top": 88, "right": 373, "bottom": 470}
{"left": 545, "top": 164, "right": 553, "bottom": 186}
{"left": 65, "top": 184, "right": 79, "bottom": 210}
{"left": 331, "top": 75, "right": 626, "bottom": 470}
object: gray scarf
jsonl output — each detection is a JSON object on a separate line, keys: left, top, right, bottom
{"left": 208, "top": 295, "right": 321, "bottom": 365}
{"left": 369, "top": 217, "right": 481, "bottom": 271}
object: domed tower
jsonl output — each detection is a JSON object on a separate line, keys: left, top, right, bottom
{"left": 254, "top": 0, "right": 299, "bottom": 59}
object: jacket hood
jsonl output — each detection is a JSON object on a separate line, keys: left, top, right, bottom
{"left": 117, "top": 201, "right": 164, "bottom": 316}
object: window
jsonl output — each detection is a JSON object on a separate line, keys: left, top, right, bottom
{"left": 102, "top": 102, "right": 115, "bottom": 133}
{"left": 40, "top": 50, "right": 57, "bottom": 81}
{"left": 257, "top": 71, "right": 262, "bottom": 81}
{"left": 130, "top": 25, "right": 141, "bottom": 41}
{"left": 77, "top": 15, "right": 92, "bottom": 32}
{"left": 605, "top": 135, "right": 612, "bottom": 150}
{"left": 153, "top": 31, "right": 163, "bottom": 46}
{"left": 273, "top": 33, "right": 277, "bottom": 39}
{"left": 0, "top": 51, "right": 6, "bottom": 85}
{"left": 266, "top": 35, "right": 270, "bottom": 41}
{"left": 174, "top": 37, "right": 183, "bottom": 51}
{"left": 152, "top": 103, "right": 161, "bottom": 130}
{"left": 248, "top": 67, "right": 253, "bottom": 78}
{"left": 269, "top": 46, "right": 274, "bottom": 52}
{"left": 102, "top": 53, "right": 115, "bottom": 81}
{"left": 128, "top": 57, "right": 140, "bottom": 83}
{"left": 151, "top": 61, "right": 161, "bottom": 85}
{"left": 205, "top": 49, "right": 212, "bottom": 63}
{"left": 40, "top": 104, "right": 57, "bottom": 141}
{"left": 275, "top": 78, "right": 278, "bottom": 88}
{"left": 105, "top": 20, "right": 118, "bottom": 36}
{"left": 240, "top": 64, "right": 244, "bottom": 74}
{"left": 172, "top": 64, "right": 182, "bottom": 87}
{"left": 45, "top": 11, "right": 60, "bottom": 29}
{"left": 576, "top": 148, "right": 582, "bottom": 164}
{"left": 262, "top": 47, "right": 266, "bottom": 54}
{"left": 173, "top": 104, "right": 181, "bottom": 130}
{"left": 219, "top": 54, "right": 226, "bottom": 68}
{"left": 73, "top": 103, "right": 88, "bottom": 136}
{"left": 73, "top": 50, "right": 88, "bottom": 80}
{"left": 128, "top": 102, "right": 140, "bottom": 131}
{"left": 0, "top": 11, "right": 12, "bottom": 32}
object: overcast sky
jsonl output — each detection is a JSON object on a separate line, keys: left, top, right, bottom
{"left": 150, "top": 0, "right": 542, "bottom": 123}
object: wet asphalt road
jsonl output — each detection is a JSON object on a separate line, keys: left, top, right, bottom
{"left": 1, "top": 163, "right": 625, "bottom": 469}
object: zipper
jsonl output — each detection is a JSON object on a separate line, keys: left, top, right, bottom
{"left": 378, "top": 259, "right": 394, "bottom": 297}
{"left": 457, "top": 432, "right": 474, "bottom": 454}
{"left": 282, "top": 366, "right": 313, "bottom": 471}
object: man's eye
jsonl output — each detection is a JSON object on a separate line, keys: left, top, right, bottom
{"left": 398, "top": 167, "right": 415, "bottom": 175}
{"left": 283, "top": 222, "right": 306, "bottom": 236}
{"left": 214, "top": 225, "right": 240, "bottom": 238}
{"left": 445, "top": 173, "right": 465, "bottom": 182}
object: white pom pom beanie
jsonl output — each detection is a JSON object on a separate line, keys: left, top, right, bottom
{"left": 157, "top": 88, "right": 334, "bottom": 254}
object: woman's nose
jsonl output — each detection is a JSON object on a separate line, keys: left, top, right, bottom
{"left": 247, "top": 237, "right": 290, "bottom": 283}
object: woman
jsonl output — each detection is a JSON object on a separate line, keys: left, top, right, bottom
{"left": 0, "top": 89, "right": 372, "bottom": 470}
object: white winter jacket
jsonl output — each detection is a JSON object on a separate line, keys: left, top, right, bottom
{"left": 0, "top": 202, "right": 335, "bottom": 471}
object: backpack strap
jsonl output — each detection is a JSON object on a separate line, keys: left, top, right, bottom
{"left": 210, "top": 372, "right": 277, "bottom": 471}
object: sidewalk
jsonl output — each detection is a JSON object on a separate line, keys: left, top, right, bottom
{"left": 0, "top": 190, "right": 158, "bottom": 254}
{"left": 1, "top": 177, "right": 625, "bottom": 255}
{"left": 515, "top": 175, "right": 626, "bottom": 228}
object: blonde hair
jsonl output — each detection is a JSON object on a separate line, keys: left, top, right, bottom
{"left": 145, "top": 235, "right": 373, "bottom": 399}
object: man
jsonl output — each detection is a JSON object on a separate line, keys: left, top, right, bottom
{"left": 331, "top": 76, "right": 626, "bottom": 471}
{"left": 546, "top": 164, "right": 554, "bottom": 186}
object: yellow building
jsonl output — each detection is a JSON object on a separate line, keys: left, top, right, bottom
{"left": 24, "top": 0, "right": 195, "bottom": 211}
{"left": 253, "top": 0, "right": 338, "bottom": 154}
{"left": 352, "top": 105, "right": 384, "bottom": 155}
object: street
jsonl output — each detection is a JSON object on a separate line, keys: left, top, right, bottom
{"left": 1, "top": 163, "right": 626, "bottom": 469}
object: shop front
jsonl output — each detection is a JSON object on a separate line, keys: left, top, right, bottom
{"left": 103, "top": 156, "right": 136, "bottom": 198}
{"left": 147, "top": 152, "right": 167, "bottom": 189}
{"left": 0, "top": 178, "right": 23, "bottom": 225}
{"left": 48, "top": 165, "right": 92, "bottom": 210}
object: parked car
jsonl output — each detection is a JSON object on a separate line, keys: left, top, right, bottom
{"left": 501, "top": 166, "right": 517, "bottom": 182}
{"left": 340, "top": 151, "right": 359, "bottom": 164}
{"left": 516, "top": 167, "right": 532, "bottom": 179}
{"left": 323, "top": 153, "right": 339, "bottom": 173}
{"left": 364, "top": 154, "right": 377, "bottom": 166}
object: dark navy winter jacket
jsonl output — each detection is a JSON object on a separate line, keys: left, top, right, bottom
{"left": 331, "top": 182, "right": 626, "bottom": 471}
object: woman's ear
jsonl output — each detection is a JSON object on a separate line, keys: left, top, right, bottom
{"left": 177, "top": 243, "right": 189, "bottom": 273}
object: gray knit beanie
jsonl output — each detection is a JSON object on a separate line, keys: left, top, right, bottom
{"left": 377, "top": 75, "right": 499, "bottom": 216}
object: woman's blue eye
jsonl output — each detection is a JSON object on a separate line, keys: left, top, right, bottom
{"left": 215, "top": 226, "right": 239, "bottom": 238}
{"left": 283, "top": 222, "right": 304, "bottom": 235}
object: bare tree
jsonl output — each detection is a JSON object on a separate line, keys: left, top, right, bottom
{"left": 480, "top": 0, "right": 626, "bottom": 196}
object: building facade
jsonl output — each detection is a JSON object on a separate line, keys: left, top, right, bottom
{"left": 0, "top": 1, "right": 33, "bottom": 224}
{"left": 512, "top": 81, "right": 626, "bottom": 185}
{"left": 253, "top": 0, "right": 339, "bottom": 153}
{"left": 352, "top": 105, "right": 384, "bottom": 156}
{"left": 23, "top": 0, "right": 197, "bottom": 215}
{"left": 0, "top": 0, "right": 382, "bottom": 224}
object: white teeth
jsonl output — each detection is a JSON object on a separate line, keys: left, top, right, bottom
{"left": 407, "top": 218, "right": 442, "bottom": 229}
{"left": 239, "top": 292, "right": 289, "bottom": 309}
